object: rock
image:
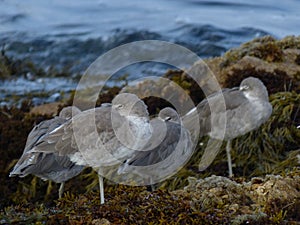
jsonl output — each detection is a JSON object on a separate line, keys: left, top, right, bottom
{"left": 29, "top": 102, "right": 62, "bottom": 116}
{"left": 178, "top": 171, "right": 300, "bottom": 222}
{"left": 92, "top": 218, "right": 110, "bottom": 225}
{"left": 192, "top": 35, "right": 300, "bottom": 93}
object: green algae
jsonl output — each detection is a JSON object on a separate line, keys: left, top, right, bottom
{"left": 2, "top": 91, "right": 296, "bottom": 222}
{"left": 232, "top": 91, "right": 300, "bottom": 176}
{"left": 164, "top": 69, "right": 206, "bottom": 105}
{"left": 0, "top": 45, "right": 79, "bottom": 81}
{"left": 2, "top": 171, "right": 300, "bottom": 224}
{"left": 208, "top": 35, "right": 300, "bottom": 94}
{"left": 221, "top": 35, "right": 296, "bottom": 68}
{"left": 0, "top": 48, "right": 42, "bottom": 80}
{"left": 1, "top": 35, "right": 300, "bottom": 224}
{"left": 223, "top": 67, "right": 296, "bottom": 94}
{"left": 0, "top": 48, "right": 11, "bottom": 79}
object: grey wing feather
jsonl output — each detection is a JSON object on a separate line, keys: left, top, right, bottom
{"left": 28, "top": 153, "right": 83, "bottom": 183}
{"left": 197, "top": 88, "right": 247, "bottom": 117}
{"left": 32, "top": 106, "right": 123, "bottom": 156}
{"left": 125, "top": 121, "right": 181, "bottom": 166}
{"left": 31, "top": 108, "right": 95, "bottom": 155}
{"left": 183, "top": 88, "right": 248, "bottom": 137}
{"left": 24, "top": 117, "right": 66, "bottom": 153}
{"left": 10, "top": 117, "right": 67, "bottom": 174}
{"left": 10, "top": 115, "right": 84, "bottom": 181}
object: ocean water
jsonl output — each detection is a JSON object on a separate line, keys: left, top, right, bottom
{"left": 0, "top": 0, "right": 300, "bottom": 105}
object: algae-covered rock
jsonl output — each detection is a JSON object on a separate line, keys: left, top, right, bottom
{"left": 2, "top": 171, "right": 299, "bottom": 224}
{"left": 179, "top": 170, "right": 300, "bottom": 224}
{"left": 1, "top": 35, "right": 300, "bottom": 224}
{"left": 0, "top": 48, "right": 48, "bottom": 80}
{"left": 183, "top": 175, "right": 252, "bottom": 214}
{"left": 201, "top": 35, "right": 300, "bottom": 93}
{"left": 232, "top": 91, "right": 300, "bottom": 176}
{"left": 29, "top": 102, "right": 62, "bottom": 116}
{"left": 0, "top": 51, "right": 11, "bottom": 79}
{"left": 247, "top": 175, "right": 300, "bottom": 211}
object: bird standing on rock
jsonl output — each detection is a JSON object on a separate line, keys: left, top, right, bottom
{"left": 118, "top": 107, "right": 193, "bottom": 186}
{"left": 10, "top": 106, "right": 83, "bottom": 199}
{"left": 182, "top": 77, "right": 272, "bottom": 177}
{"left": 28, "top": 93, "right": 152, "bottom": 204}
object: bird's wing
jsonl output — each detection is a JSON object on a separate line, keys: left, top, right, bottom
{"left": 197, "top": 87, "right": 247, "bottom": 118}
{"left": 10, "top": 116, "right": 67, "bottom": 175}
{"left": 183, "top": 87, "right": 248, "bottom": 137}
{"left": 124, "top": 121, "right": 182, "bottom": 166}
{"left": 29, "top": 153, "right": 74, "bottom": 173}
{"left": 11, "top": 152, "right": 84, "bottom": 183}
{"left": 31, "top": 106, "right": 125, "bottom": 156}
{"left": 23, "top": 117, "right": 66, "bottom": 153}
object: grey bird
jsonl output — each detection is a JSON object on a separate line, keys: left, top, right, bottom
{"left": 30, "top": 93, "right": 152, "bottom": 204}
{"left": 118, "top": 107, "right": 193, "bottom": 186}
{"left": 182, "top": 77, "right": 272, "bottom": 177}
{"left": 9, "top": 106, "right": 83, "bottom": 198}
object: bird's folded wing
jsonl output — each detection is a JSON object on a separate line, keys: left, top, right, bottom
{"left": 24, "top": 117, "right": 66, "bottom": 153}
{"left": 197, "top": 87, "right": 247, "bottom": 117}
{"left": 184, "top": 88, "right": 248, "bottom": 138}
{"left": 31, "top": 107, "right": 126, "bottom": 156}
{"left": 125, "top": 121, "right": 182, "bottom": 166}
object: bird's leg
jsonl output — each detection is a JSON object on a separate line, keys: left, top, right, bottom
{"left": 99, "top": 174, "right": 105, "bottom": 204}
{"left": 144, "top": 175, "right": 156, "bottom": 191}
{"left": 150, "top": 177, "right": 155, "bottom": 191}
{"left": 58, "top": 182, "right": 65, "bottom": 199}
{"left": 30, "top": 176, "right": 37, "bottom": 198}
{"left": 46, "top": 180, "right": 52, "bottom": 198}
{"left": 226, "top": 140, "right": 233, "bottom": 177}
{"left": 146, "top": 185, "right": 153, "bottom": 191}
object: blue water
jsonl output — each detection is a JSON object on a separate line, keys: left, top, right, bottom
{"left": 0, "top": 0, "right": 300, "bottom": 105}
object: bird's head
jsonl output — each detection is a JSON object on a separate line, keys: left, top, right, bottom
{"left": 158, "top": 107, "right": 180, "bottom": 123}
{"left": 239, "top": 77, "right": 269, "bottom": 101}
{"left": 112, "top": 93, "right": 149, "bottom": 118}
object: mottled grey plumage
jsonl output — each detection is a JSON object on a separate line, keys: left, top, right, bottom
{"left": 182, "top": 77, "right": 272, "bottom": 177}
{"left": 118, "top": 107, "right": 193, "bottom": 185}
{"left": 31, "top": 93, "right": 151, "bottom": 204}
{"left": 9, "top": 106, "right": 83, "bottom": 198}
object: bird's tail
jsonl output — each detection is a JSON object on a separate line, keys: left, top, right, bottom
{"left": 9, "top": 153, "right": 38, "bottom": 177}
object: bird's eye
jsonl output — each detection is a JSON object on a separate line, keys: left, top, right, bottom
{"left": 240, "top": 85, "right": 249, "bottom": 91}
{"left": 117, "top": 104, "right": 124, "bottom": 109}
{"left": 165, "top": 116, "right": 171, "bottom": 121}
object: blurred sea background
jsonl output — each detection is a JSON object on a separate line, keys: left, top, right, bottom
{"left": 1, "top": 0, "right": 300, "bottom": 106}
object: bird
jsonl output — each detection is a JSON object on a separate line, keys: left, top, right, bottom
{"left": 30, "top": 93, "right": 152, "bottom": 204}
{"left": 182, "top": 77, "right": 272, "bottom": 177}
{"left": 118, "top": 107, "right": 193, "bottom": 187}
{"left": 9, "top": 106, "right": 84, "bottom": 199}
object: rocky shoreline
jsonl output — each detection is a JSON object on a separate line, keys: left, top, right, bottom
{"left": 0, "top": 36, "right": 299, "bottom": 224}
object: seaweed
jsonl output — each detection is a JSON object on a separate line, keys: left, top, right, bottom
{"left": 1, "top": 35, "right": 300, "bottom": 224}
{"left": 221, "top": 36, "right": 284, "bottom": 68}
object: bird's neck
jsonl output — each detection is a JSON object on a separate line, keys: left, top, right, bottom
{"left": 127, "top": 115, "right": 149, "bottom": 124}
{"left": 127, "top": 115, "right": 152, "bottom": 146}
{"left": 244, "top": 92, "right": 268, "bottom": 102}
